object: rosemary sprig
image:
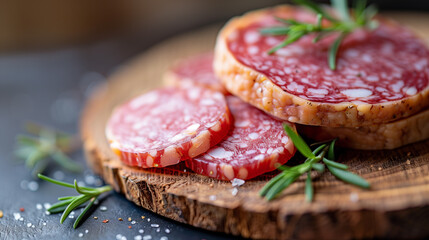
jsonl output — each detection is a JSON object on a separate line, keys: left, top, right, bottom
{"left": 38, "top": 174, "right": 112, "bottom": 228}
{"left": 15, "top": 123, "right": 82, "bottom": 176}
{"left": 260, "top": 124, "right": 370, "bottom": 201}
{"left": 260, "top": 0, "right": 378, "bottom": 70}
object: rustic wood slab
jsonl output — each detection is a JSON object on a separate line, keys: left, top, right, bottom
{"left": 81, "top": 13, "right": 429, "bottom": 240}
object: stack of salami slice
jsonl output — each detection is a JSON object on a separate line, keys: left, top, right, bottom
{"left": 106, "top": 5, "right": 429, "bottom": 180}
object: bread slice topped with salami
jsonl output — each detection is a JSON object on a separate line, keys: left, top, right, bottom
{"left": 214, "top": 5, "right": 429, "bottom": 127}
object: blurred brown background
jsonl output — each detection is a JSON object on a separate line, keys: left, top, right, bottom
{"left": 0, "top": 0, "right": 428, "bottom": 52}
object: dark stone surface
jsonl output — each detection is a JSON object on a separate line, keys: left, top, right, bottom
{"left": 0, "top": 38, "right": 238, "bottom": 240}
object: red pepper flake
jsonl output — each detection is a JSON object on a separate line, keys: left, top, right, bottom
{"left": 102, "top": 219, "right": 109, "bottom": 223}
{"left": 19, "top": 208, "right": 25, "bottom": 212}
{"left": 128, "top": 226, "right": 132, "bottom": 229}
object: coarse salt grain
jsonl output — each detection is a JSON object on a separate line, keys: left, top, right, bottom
{"left": 28, "top": 181, "right": 39, "bottom": 191}
{"left": 209, "top": 195, "right": 216, "bottom": 201}
{"left": 27, "top": 223, "right": 32, "bottom": 228}
{"left": 36, "top": 204, "right": 43, "bottom": 210}
{"left": 44, "top": 203, "right": 51, "bottom": 209}
{"left": 78, "top": 233, "right": 83, "bottom": 238}
{"left": 231, "top": 178, "right": 245, "bottom": 187}
{"left": 165, "top": 229, "right": 170, "bottom": 234}
{"left": 139, "top": 229, "right": 144, "bottom": 234}
{"left": 231, "top": 187, "right": 238, "bottom": 196}
{"left": 134, "top": 235, "right": 143, "bottom": 240}
{"left": 85, "top": 230, "right": 89, "bottom": 234}
{"left": 156, "top": 228, "right": 160, "bottom": 233}
{"left": 19, "top": 217, "right": 24, "bottom": 222}
{"left": 43, "top": 222, "right": 47, "bottom": 226}
{"left": 151, "top": 224, "right": 159, "bottom": 228}
{"left": 45, "top": 211, "right": 51, "bottom": 215}
{"left": 143, "top": 236, "right": 152, "bottom": 240}
{"left": 147, "top": 218, "right": 151, "bottom": 222}
{"left": 100, "top": 206, "right": 107, "bottom": 211}
{"left": 131, "top": 220, "right": 136, "bottom": 225}
{"left": 350, "top": 193, "right": 359, "bottom": 202}
{"left": 160, "top": 237, "right": 168, "bottom": 240}
{"left": 13, "top": 212, "right": 21, "bottom": 220}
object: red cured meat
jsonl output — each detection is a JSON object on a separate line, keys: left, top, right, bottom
{"left": 106, "top": 87, "right": 232, "bottom": 168}
{"left": 214, "top": 5, "right": 429, "bottom": 127}
{"left": 164, "top": 53, "right": 227, "bottom": 94}
{"left": 227, "top": 11, "right": 429, "bottom": 104}
{"left": 186, "top": 96, "right": 296, "bottom": 180}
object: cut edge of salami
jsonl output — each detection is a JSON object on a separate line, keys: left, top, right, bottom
{"left": 163, "top": 52, "right": 229, "bottom": 94}
{"left": 298, "top": 108, "right": 429, "bottom": 150}
{"left": 214, "top": 5, "right": 429, "bottom": 127}
{"left": 106, "top": 86, "right": 233, "bottom": 168}
{"left": 186, "top": 96, "right": 296, "bottom": 181}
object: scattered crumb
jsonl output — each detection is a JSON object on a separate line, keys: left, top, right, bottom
{"left": 350, "top": 193, "right": 359, "bottom": 202}
{"left": 128, "top": 217, "right": 132, "bottom": 222}
{"left": 406, "top": 160, "right": 411, "bottom": 165}
{"left": 209, "top": 183, "right": 214, "bottom": 188}
{"left": 19, "top": 208, "right": 25, "bottom": 212}
{"left": 118, "top": 218, "right": 123, "bottom": 221}
{"left": 93, "top": 216, "right": 98, "bottom": 220}
{"left": 378, "top": 167, "right": 382, "bottom": 171}
{"left": 407, "top": 152, "right": 411, "bottom": 157}
{"left": 102, "top": 219, "right": 109, "bottom": 223}
{"left": 0, "top": 210, "right": 3, "bottom": 218}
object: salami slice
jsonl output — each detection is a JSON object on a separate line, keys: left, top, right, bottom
{"left": 106, "top": 87, "right": 232, "bottom": 168}
{"left": 163, "top": 52, "right": 228, "bottom": 94}
{"left": 298, "top": 108, "right": 429, "bottom": 150}
{"left": 214, "top": 5, "right": 429, "bottom": 127}
{"left": 186, "top": 96, "right": 296, "bottom": 180}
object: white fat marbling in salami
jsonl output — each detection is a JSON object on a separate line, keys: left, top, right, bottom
{"left": 163, "top": 53, "right": 227, "bottom": 94}
{"left": 214, "top": 5, "right": 429, "bottom": 127}
{"left": 106, "top": 86, "right": 232, "bottom": 168}
{"left": 186, "top": 96, "right": 296, "bottom": 180}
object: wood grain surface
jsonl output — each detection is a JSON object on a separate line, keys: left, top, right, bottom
{"left": 81, "top": 12, "right": 429, "bottom": 240}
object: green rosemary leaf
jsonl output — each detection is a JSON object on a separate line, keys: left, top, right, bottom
{"left": 48, "top": 199, "right": 74, "bottom": 213}
{"left": 60, "top": 195, "right": 91, "bottom": 224}
{"left": 31, "top": 158, "right": 50, "bottom": 177}
{"left": 327, "top": 165, "right": 370, "bottom": 188}
{"left": 268, "top": 31, "right": 306, "bottom": 54}
{"left": 260, "top": 27, "right": 291, "bottom": 36}
{"left": 26, "top": 150, "right": 48, "bottom": 169}
{"left": 274, "top": 17, "right": 301, "bottom": 26}
{"left": 293, "top": 0, "right": 337, "bottom": 22}
{"left": 58, "top": 196, "right": 76, "bottom": 201}
{"left": 323, "top": 158, "right": 348, "bottom": 170}
{"left": 328, "top": 33, "right": 346, "bottom": 70}
{"left": 312, "top": 163, "right": 325, "bottom": 172}
{"left": 73, "top": 197, "right": 96, "bottom": 229}
{"left": 38, "top": 174, "right": 75, "bottom": 188}
{"left": 332, "top": 0, "right": 351, "bottom": 21}
{"left": 50, "top": 150, "right": 82, "bottom": 173}
{"left": 313, "top": 144, "right": 327, "bottom": 156}
{"left": 283, "top": 124, "right": 315, "bottom": 159}
{"left": 354, "top": 0, "right": 367, "bottom": 25}
{"left": 266, "top": 174, "right": 299, "bottom": 200}
{"left": 16, "top": 135, "right": 39, "bottom": 147}
{"left": 305, "top": 171, "right": 314, "bottom": 202}
{"left": 74, "top": 180, "right": 99, "bottom": 195}
{"left": 259, "top": 171, "right": 287, "bottom": 196}
{"left": 327, "top": 139, "right": 337, "bottom": 160}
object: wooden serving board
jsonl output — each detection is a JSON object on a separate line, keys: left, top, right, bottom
{"left": 81, "top": 13, "right": 429, "bottom": 240}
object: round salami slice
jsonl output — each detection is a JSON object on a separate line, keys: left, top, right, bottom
{"left": 298, "top": 108, "right": 429, "bottom": 150}
{"left": 163, "top": 52, "right": 228, "bottom": 94}
{"left": 106, "top": 86, "right": 232, "bottom": 168}
{"left": 214, "top": 5, "right": 429, "bottom": 127}
{"left": 186, "top": 96, "right": 296, "bottom": 180}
